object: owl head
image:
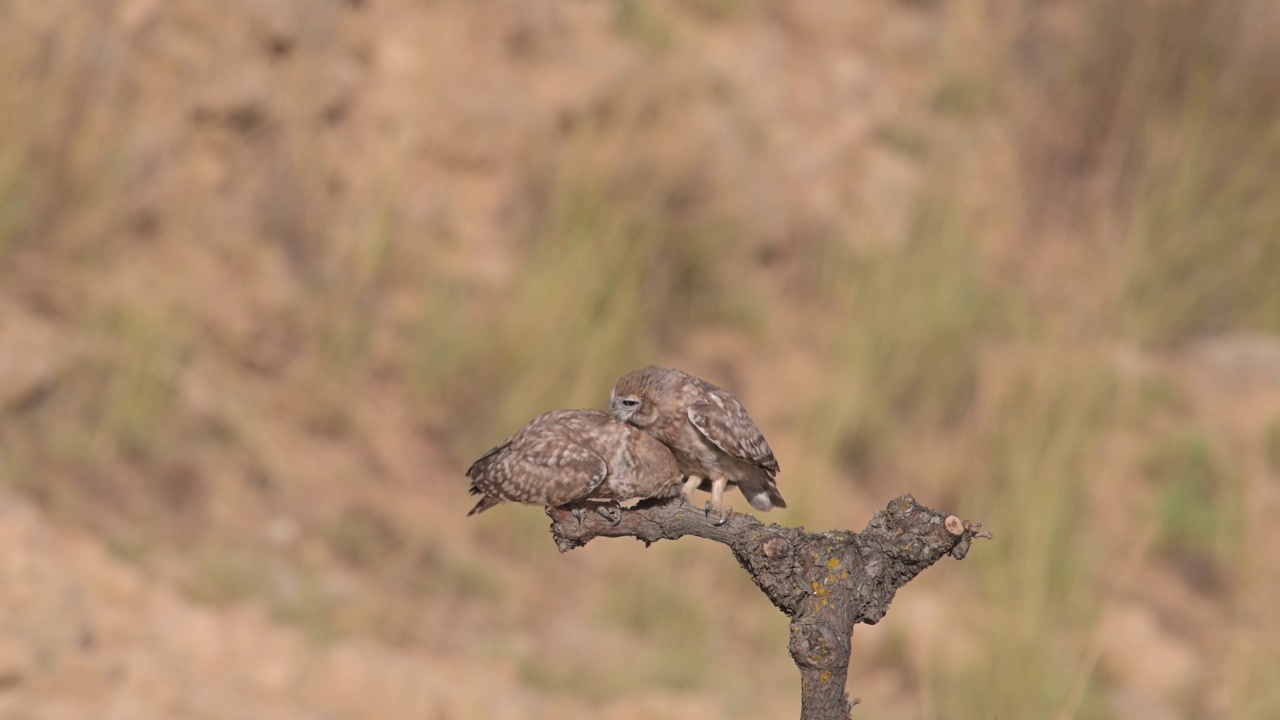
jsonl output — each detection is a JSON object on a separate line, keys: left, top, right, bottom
{"left": 609, "top": 366, "right": 670, "bottom": 428}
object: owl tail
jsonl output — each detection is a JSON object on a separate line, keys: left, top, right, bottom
{"left": 467, "top": 488, "right": 504, "bottom": 516}
{"left": 744, "top": 479, "right": 787, "bottom": 512}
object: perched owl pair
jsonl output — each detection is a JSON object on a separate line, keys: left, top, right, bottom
{"left": 466, "top": 366, "right": 785, "bottom": 525}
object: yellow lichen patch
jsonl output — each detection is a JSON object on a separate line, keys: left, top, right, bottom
{"left": 827, "top": 557, "right": 841, "bottom": 569}
{"left": 821, "top": 671, "right": 833, "bottom": 683}
{"left": 840, "top": 570, "right": 848, "bottom": 579}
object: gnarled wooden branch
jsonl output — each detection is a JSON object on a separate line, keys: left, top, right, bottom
{"left": 548, "top": 494, "right": 990, "bottom": 720}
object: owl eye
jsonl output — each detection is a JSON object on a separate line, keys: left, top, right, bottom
{"left": 620, "top": 398, "right": 641, "bottom": 408}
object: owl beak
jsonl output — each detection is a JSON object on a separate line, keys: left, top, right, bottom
{"left": 610, "top": 397, "right": 634, "bottom": 422}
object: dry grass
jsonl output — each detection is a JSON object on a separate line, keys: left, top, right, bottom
{"left": 415, "top": 66, "right": 757, "bottom": 457}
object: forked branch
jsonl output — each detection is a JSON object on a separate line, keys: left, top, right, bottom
{"left": 548, "top": 494, "right": 990, "bottom": 720}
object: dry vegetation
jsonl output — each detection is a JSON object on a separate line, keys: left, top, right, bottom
{"left": 1, "top": 0, "right": 1279, "bottom": 718}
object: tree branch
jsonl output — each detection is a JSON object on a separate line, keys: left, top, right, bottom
{"left": 548, "top": 494, "right": 990, "bottom": 720}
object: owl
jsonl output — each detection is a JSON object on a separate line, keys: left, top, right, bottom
{"left": 610, "top": 366, "right": 785, "bottom": 523}
{"left": 466, "top": 409, "right": 681, "bottom": 522}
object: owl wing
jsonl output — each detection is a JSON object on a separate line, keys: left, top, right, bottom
{"left": 686, "top": 387, "right": 780, "bottom": 475}
{"left": 467, "top": 420, "right": 610, "bottom": 508}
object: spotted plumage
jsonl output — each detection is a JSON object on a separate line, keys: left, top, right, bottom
{"left": 466, "top": 409, "right": 681, "bottom": 516}
{"left": 610, "top": 366, "right": 785, "bottom": 519}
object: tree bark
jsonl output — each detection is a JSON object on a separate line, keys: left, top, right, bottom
{"left": 548, "top": 494, "right": 989, "bottom": 720}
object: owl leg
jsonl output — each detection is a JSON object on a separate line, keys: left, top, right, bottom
{"left": 680, "top": 475, "right": 703, "bottom": 506}
{"left": 703, "top": 476, "right": 732, "bottom": 526}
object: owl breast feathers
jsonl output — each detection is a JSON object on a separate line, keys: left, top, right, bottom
{"left": 609, "top": 365, "right": 785, "bottom": 514}
{"left": 466, "top": 409, "right": 682, "bottom": 515}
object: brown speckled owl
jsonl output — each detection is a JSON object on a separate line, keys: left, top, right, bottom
{"left": 610, "top": 366, "right": 785, "bottom": 522}
{"left": 466, "top": 409, "right": 681, "bottom": 521}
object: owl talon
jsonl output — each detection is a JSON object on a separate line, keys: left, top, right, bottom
{"left": 703, "top": 501, "right": 731, "bottom": 526}
{"left": 571, "top": 507, "right": 589, "bottom": 526}
{"left": 596, "top": 505, "right": 623, "bottom": 526}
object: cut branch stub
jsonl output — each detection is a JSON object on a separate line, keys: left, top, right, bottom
{"left": 546, "top": 494, "right": 988, "bottom": 720}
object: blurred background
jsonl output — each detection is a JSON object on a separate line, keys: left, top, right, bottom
{"left": 1, "top": 0, "right": 1279, "bottom": 718}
